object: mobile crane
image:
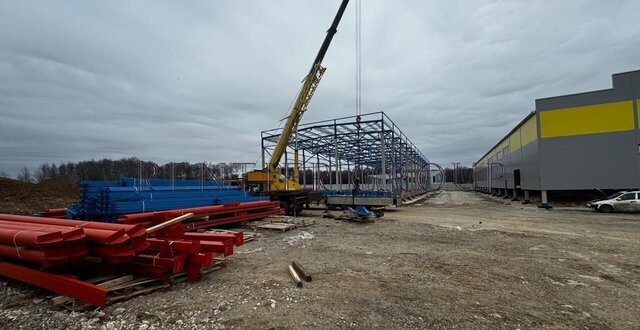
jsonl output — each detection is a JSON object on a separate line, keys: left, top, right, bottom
{"left": 245, "top": 0, "right": 350, "bottom": 214}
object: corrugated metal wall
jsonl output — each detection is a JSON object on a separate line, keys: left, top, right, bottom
{"left": 474, "top": 70, "right": 640, "bottom": 192}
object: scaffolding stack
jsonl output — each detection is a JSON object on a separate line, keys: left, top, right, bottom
{"left": 260, "top": 112, "right": 432, "bottom": 206}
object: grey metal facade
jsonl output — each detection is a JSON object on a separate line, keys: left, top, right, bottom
{"left": 473, "top": 70, "right": 640, "bottom": 202}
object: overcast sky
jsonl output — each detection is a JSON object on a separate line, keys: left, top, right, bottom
{"left": 1, "top": 0, "right": 639, "bottom": 176}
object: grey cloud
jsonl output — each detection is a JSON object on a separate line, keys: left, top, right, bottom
{"left": 1, "top": 0, "right": 639, "bottom": 176}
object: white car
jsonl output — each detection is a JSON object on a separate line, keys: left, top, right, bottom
{"left": 587, "top": 191, "right": 640, "bottom": 213}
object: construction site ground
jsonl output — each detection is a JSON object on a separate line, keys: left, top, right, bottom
{"left": 1, "top": 190, "right": 639, "bottom": 329}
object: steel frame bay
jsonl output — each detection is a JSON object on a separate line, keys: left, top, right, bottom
{"left": 260, "top": 112, "right": 431, "bottom": 201}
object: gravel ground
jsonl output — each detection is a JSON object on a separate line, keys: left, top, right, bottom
{"left": 1, "top": 191, "right": 639, "bottom": 329}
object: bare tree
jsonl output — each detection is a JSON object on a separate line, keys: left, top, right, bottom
{"left": 16, "top": 166, "right": 33, "bottom": 183}
{"left": 0, "top": 170, "right": 10, "bottom": 178}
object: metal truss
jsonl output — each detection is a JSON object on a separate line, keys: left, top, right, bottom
{"left": 259, "top": 112, "right": 433, "bottom": 200}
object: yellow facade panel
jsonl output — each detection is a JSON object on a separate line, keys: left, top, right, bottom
{"left": 510, "top": 128, "right": 522, "bottom": 152}
{"left": 520, "top": 116, "right": 537, "bottom": 147}
{"left": 501, "top": 140, "right": 509, "bottom": 152}
{"left": 540, "top": 100, "right": 634, "bottom": 138}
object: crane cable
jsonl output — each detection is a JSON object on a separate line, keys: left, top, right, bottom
{"left": 353, "top": 0, "right": 363, "bottom": 189}
{"left": 355, "top": 0, "right": 362, "bottom": 117}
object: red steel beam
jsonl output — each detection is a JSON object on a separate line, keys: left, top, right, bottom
{"left": 182, "top": 232, "right": 243, "bottom": 246}
{"left": 147, "top": 238, "right": 200, "bottom": 254}
{"left": 0, "top": 220, "right": 125, "bottom": 244}
{"left": 0, "top": 227, "right": 64, "bottom": 247}
{"left": 118, "top": 201, "right": 281, "bottom": 224}
{"left": 182, "top": 208, "right": 283, "bottom": 231}
{"left": 0, "top": 261, "right": 108, "bottom": 306}
{"left": 0, "top": 214, "right": 145, "bottom": 241}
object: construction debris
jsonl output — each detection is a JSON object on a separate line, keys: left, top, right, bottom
{"left": 288, "top": 264, "right": 303, "bottom": 288}
{"left": 335, "top": 206, "right": 377, "bottom": 222}
{"left": 291, "top": 261, "right": 312, "bottom": 282}
{"left": 322, "top": 211, "right": 336, "bottom": 219}
{"left": 249, "top": 216, "right": 316, "bottom": 232}
{"left": 284, "top": 231, "right": 315, "bottom": 245}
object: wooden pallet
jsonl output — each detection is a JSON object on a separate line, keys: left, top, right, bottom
{"left": 255, "top": 223, "right": 298, "bottom": 231}
{"left": 247, "top": 216, "right": 316, "bottom": 230}
{"left": 53, "top": 258, "right": 226, "bottom": 310}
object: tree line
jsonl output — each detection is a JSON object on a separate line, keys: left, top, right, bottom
{"left": 3, "top": 158, "right": 474, "bottom": 185}
{"left": 7, "top": 158, "right": 243, "bottom": 183}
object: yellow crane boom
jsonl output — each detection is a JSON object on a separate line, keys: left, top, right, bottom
{"left": 246, "top": 0, "right": 350, "bottom": 193}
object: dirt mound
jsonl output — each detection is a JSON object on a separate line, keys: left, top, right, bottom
{"left": 0, "top": 177, "right": 78, "bottom": 215}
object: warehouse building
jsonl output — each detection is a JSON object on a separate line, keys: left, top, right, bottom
{"left": 473, "top": 70, "right": 640, "bottom": 207}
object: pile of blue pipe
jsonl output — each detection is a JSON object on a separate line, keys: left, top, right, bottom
{"left": 66, "top": 178, "right": 266, "bottom": 222}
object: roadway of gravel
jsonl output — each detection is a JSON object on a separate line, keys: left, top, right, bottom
{"left": 1, "top": 191, "right": 639, "bottom": 329}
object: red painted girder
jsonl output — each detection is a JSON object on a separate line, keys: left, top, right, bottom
{"left": 184, "top": 232, "right": 243, "bottom": 246}
{"left": 0, "top": 214, "right": 146, "bottom": 242}
{"left": 0, "top": 227, "right": 64, "bottom": 247}
{"left": 0, "top": 225, "right": 88, "bottom": 247}
{"left": 181, "top": 208, "right": 283, "bottom": 232}
{"left": 117, "top": 201, "right": 281, "bottom": 224}
{"left": 147, "top": 238, "right": 200, "bottom": 254}
{"left": 132, "top": 253, "right": 188, "bottom": 273}
{"left": 92, "top": 239, "right": 150, "bottom": 258}
{"left": 0, "top": 220, "right": 125, "bottom": 244}
{"left": 0, "top": 261, "right": 108, "bottom": 306}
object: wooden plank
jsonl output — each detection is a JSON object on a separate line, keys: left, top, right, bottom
{"left": 102, "top": 275, "right": 137, "bottom": 290}
{"left": 147, "top": 213, "right": 194, "bottom": 233}
{"left": 288, "top": 265, "right": 303, "bottom": 288}
{"left": 85, "top": 275, "right": 120, "bottom": 284}
{"left": 108, "top": 283, "right": 171, "bottom": 303}
{"left": 291, "top": 261, "right": 312, "bottom": 282}
{"left": 52, "top": 275, "right": 135, "bottom": 305}
{"left": 108, "top": 278, "right": 159, "bottom": 292}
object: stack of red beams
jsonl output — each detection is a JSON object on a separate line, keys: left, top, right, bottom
{"left": 118, "top": 200, "right": 284, "bottom": 230}
{"left": 129, "top": 225, "right": 243, "bottom": 281}
{"left": 0, "top": 214, "right": 148, "bottom": 267}
{"left": 0, "top": 213, "right": 245, "bottom": 307}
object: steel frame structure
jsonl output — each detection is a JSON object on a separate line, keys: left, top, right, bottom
{"left": 259, "top": 112, "right": 432, "bottom": 203}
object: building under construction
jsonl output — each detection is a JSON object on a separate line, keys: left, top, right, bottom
{"left": 259, "top": 112, "right": 434, "bottom": 207}
{"left": 473, "top": 70, "right": 640, "bottom": 207}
